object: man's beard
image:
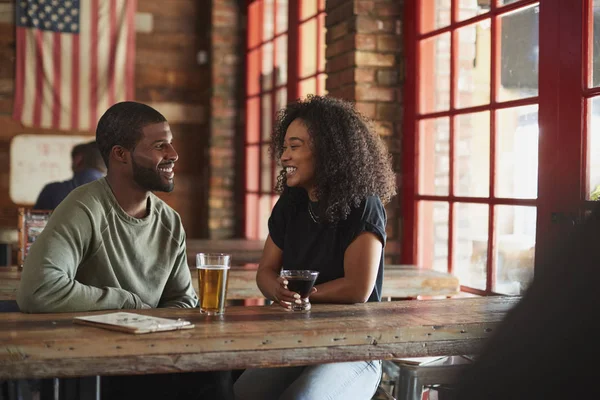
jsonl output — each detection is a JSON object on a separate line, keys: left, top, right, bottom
{"left": 131, "top": 156, "right": 174, "bottom": 192}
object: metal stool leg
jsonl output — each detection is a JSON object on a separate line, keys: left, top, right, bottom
{"left": 77, "top": 376, "right": 100, "bottom": 400}
{"left": 397, "top": 372, "right": 423, "bottom": 400}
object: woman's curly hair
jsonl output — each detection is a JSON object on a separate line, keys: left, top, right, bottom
{"left": 271, "top": 95, "right": 397, "bottom": 223}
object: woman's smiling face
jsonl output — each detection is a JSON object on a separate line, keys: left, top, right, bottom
{"left": 280, "top": 118, "right": 316, "bottom": 194}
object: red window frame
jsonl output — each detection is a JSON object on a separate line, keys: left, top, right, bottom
{"left": 244, "top": 0, "right": 326, "bottom": 240}
{"left": 403, "top": 0, "right": 542, "bottom": 295}
{"left": 404, "top": 0, "right": 600, "bottom": 295}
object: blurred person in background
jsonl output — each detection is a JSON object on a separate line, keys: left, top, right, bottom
{"left": 33, "top": 140, "right": 106, "bottom": 210}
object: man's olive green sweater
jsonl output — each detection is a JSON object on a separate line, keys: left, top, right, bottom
{"left": 17, "top": 178, "right": 198, "bottom": 313}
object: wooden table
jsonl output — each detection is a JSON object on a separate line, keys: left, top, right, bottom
{"left": 1, "top": 265, "right": 459, "bottom": 302}
{"left": 0, "top": 296, "right": 519, "bottom": 380}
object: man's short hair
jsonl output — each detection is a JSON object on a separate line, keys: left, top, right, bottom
{"left": 96, "top": 101, "right": 167, "bottom": 168}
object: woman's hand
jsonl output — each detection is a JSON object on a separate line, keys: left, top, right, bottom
{"left": 257, "top": 236, "right": 316, "bottom": 309}
{"left": 273, "top": 277, "right": 318, "bottom": 310}
{"left": 272, "top": 276, "right": 296, "bottom": 310}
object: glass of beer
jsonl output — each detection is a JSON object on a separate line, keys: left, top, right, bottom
{"left": 196, "top": 253, "right": 231, "bottom": 315}
{"left": 280, "top": 269, "right": 319, "bottom": 312}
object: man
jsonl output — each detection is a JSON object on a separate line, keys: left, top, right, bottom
{"left": 17, "top": 101, "right": 233, "bottom": 399}
{"left": 33, "top": 140, "right": 106, "bottom": 210}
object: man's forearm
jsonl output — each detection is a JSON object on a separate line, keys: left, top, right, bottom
{"left": 18, "top": 274, "right": 141, "bottom": 313}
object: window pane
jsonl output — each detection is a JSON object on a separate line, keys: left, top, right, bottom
{"left": 275, "top": 34, "right": 287, "bottom": 86}
{"left": 247, "top": 49, "right": 260, "bottom": 96}
{"left": 262, "top": 42, "right": 274, "bottom": 91}
{"left": 455, "top": 112, "right": 490, "bottom": 197}
{"left": 418, "top": 201, "right": 449, "bottom": 273}
{"left": 318, "top": 73, "right": 327, "bottom": 95}
{"left": 261, "top": 144, "right": 272, "bottom": 192}
{"left": 420, "top": 0, "right": 450, "bottom": 33}
{"left": 263, "top": 0, "right": 274, "bottom": 41}
{"left": 275, "top": 88, "right": 287, "bottom": 111}
{"left": 419, "top": 33, "right": 450, "bottom": 113}
{"left": 419, "top": 118, "right": 449, "bottom": 196}
{"left": 301, "top": 0, "right": 318, "bottom": 20}
{"left": 454, "top": 203, "right": 488, "bottom": 291}
{"left": 591, "top": 1, "right": 600, "bottom": 87}
{"left": 248, "top": 1, "right": 261, "bottom": 48}
{"left": 245, "top": 194, "right": 258, "bottom": 238}
{"left": 276, "top": 0, "right": 288, "bottom": 34}
{"left": 246, "top": 97, "right": 260, "bottom": 144}
{"left": 299, "top": 77, "right": 317, "bottom": 98}
{"left": 246, "top": 145, "right": 259, "bottom": 192}
{"left": 457, "top": 0, "right": 489, "bottom": 23}
{"left": 498, "top": 0, "right": 525, "bottom": 6}
{"left": 497, "top": 4, "right": 539, "bottom": 102}
{"left": 258, "top": 195, "right": 272, "bottom": 239}
{"left": 261, "top": 93, "right": 272, "bottom": 141}
{"left": 494, "top": 205, "right": 536, "bottom": 295}
{"left": 496, "top": 106, "right": 538, "bottom": 199}
{"left": 300, "top": 18, "right": 318, "bottom": 78}
{"left": 456, "top": 21, "right": 491, "bottom": 108}
{"left": 587, "top": 97, "right": 600, "bottom": 199}
{"left": 318, "top": 13, "right": 326, "bottom": 72}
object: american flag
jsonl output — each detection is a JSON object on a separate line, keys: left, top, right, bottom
{"left": 13, "top": 0, "right": 136, "bottom": 131}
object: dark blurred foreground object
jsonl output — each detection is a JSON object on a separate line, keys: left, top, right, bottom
{"left": 454, "top": 203, "right": 600, "bottom": 399}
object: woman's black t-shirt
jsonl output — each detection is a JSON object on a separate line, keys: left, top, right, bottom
{"left": 268, "top": 188, "right": 387, "bottom": 302}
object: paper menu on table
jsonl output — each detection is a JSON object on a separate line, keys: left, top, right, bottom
{"left": 73, "top": 312, "right": 194, "bottom": 334}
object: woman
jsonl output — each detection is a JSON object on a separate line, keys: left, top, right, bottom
{"left": 233, "top": 95, "right": 397, "bottom": 400}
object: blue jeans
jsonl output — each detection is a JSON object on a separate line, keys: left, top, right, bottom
{"left": 233, "top": 360, "right": 381, "bottom": 400}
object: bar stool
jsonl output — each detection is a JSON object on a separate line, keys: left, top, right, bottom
{"left": 390, "top": 355, "right": 474, "bottom": 400}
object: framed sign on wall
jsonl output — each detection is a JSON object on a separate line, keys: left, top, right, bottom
{"left": 9, "top": 134, "right": 94, "bottom": 205}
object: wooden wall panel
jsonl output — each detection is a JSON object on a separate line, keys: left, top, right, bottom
{"left": 0, "top": 0, "right": 212, "bottom": 242}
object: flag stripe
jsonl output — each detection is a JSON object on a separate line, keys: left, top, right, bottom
{"left": 125, "top": 0, "right": 136, "bottom": 100}
{"left": 32, "top": 29, "right": 43, "bottom": 128}
{"left": 60, "top": 33, "right": 72, "bottom": 131}
{"left": 90, "top": 0, "right": 99, "bottom": 131}
{"left": 13, "top": 28, "right": 26, "bottom": 122}
{"left": 108, "top": 0, "right": 117, "bottom": 107}
{"left": 52, "top": 33, "right": 61, "bottom": 129}
{"left": 40, "top": 30, "right": 54, "bottom": 129}
{"left": 113, "top": 0, "right": 127, "bottom": 102}
{"left": 79, "top": 1, "right": 91, "bottom": 131}
{"left": 21, "top": 27, "right": 35, "bottom": 127}
{"left": 71, "top": 32, "right": 80, "bottom": 131}
{"left": 41, "top": 30, "right": 55, "bottom": 128}
{"left": 96, "top": 0, "right": 109, "bottom": 118}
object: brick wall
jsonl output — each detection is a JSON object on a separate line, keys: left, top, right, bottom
{"left": 210, "top": 0, "right": 244, "bottom": 238}
{"left": 325, "top": 0, "right": 404, "bottom": 261}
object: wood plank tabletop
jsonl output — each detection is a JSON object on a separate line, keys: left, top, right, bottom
{"left": 0, "top": 265, "right": 459, "bottom": 302}
{"left": 0, "top": 296, "right": 519, "bottom": 380}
